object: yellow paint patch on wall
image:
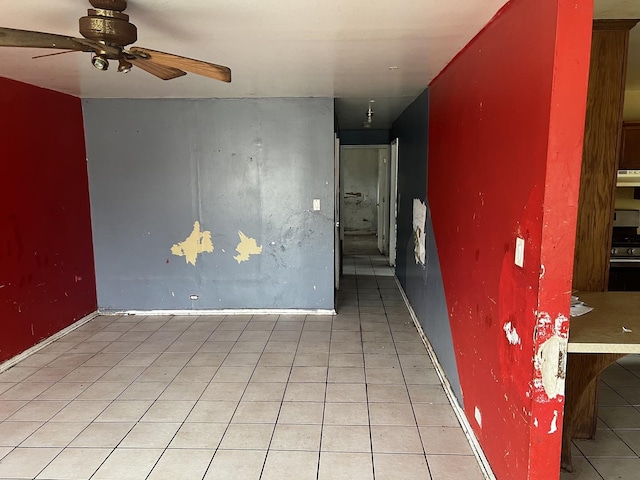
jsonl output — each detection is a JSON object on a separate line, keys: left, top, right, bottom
{"left": 171, "top": 221, "right": 214, "bottom": 266}
{"left": 234, "top": 231, "right": 262, "bottom": 263}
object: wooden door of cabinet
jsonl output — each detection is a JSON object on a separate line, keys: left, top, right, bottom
{"left": 620, "top": 122, "right": 640, "bottom": 169}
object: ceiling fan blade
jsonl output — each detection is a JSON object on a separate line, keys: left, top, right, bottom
{"left": 0, "top": 27, "right": 91, "bottom": 51}
{"left": 32, "top": 50, "right": 81, "bottom": 59}
{"left": 129, "top": 47, "right": 231, "bottom": 82}
{"left": 127, "top": 56, "right": 186, "bottom": 80}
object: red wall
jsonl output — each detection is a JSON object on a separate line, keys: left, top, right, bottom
{"left": 0, "top": 77, "right": 97, "bottom": 363}
{"left": 427, "top": 0, "right": 592, "bottom": 478}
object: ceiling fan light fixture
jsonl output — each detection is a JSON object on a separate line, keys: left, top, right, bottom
{"left": 0, "top": 0, "right": 231, "bottom": 83}
{"left": 89, "top": 0, "right": 128, "bottom": 12}
{"left": 363, "top": 99, "right": 374, "bottom": 128}
{"left": 91, "top": 53, "right": 109, "bottom": 70}
{"left": 118, "top": 58, "right": 132, "bottom": 73}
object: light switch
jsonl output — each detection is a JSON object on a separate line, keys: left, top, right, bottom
{"left": 515, "top": 237, "right": 524, "bottom": 268}
{"left": 313, "top": 199, "right": 321, "bottom": 211}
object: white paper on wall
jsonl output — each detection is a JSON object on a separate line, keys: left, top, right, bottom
{"left": 412, "top": 198, "right": 427, "bottom": 265}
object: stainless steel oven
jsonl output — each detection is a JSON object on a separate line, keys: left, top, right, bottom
{"left": 609, "top": 209, "right": 640, "bottom": 291}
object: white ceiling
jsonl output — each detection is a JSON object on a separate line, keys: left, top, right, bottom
{"left": 0, "top": 0, "right": 639, "bottom": 129}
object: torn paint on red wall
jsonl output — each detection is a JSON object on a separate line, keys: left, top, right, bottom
{"left": 0, "top": 77, "right": 97, "bottom": 363}
{"left": 427, "top": 0, "right": 592, "bottom": 478}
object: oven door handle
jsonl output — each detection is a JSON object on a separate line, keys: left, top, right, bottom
{"left": 610, "top": 258, "right": 640, "bottom": 267}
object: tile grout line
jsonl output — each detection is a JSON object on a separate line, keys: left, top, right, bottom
{"left": 314, "top": 312, "right": 334, "bottom": 480}
{"left": 23, "top": 314, "right": 166, "bottom": 480}
{"left": 89, "top": 314, "right": 221, "bottom": 480}
{"left": 151, "top": 315, "right": 240, "bottom": 480}
{"left": 375, "top": 256, "right": 433, "bottom": 480}
{"left": 358, "top": 263, "right": 377, "bottom": 480}
{"left": 256, "top": 314, "right": 304, "bottom": 480}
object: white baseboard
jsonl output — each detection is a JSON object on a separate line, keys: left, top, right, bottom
{"left": 0, "top": 310, "right": 99, "bottom": 374}
{"left": 394, "top": 276, "right": 496, "bottom": 480}
{"left": 100, "top": 308, "right": 336, "bottom": 316}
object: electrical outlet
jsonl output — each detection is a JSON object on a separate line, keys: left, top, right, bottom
{"left": 313, "top": 199, "right": 321, "bottom": 211}
{"left": 190, "top": 294, "right": 199, "bottom": 300}
{"left": 515, "top": 237, "right": 525, "bottom": 268}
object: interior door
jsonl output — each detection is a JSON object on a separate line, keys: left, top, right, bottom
{"left": 334, "top": 134, "right": 341, "bottom": 293}
{"left": 377, "top": 148, "right": 389, "bottom": 254}
{"left": 389, "top": 139, "right": 399, "bottom": 267}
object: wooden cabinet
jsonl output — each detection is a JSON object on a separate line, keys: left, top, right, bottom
{"left": 620, "top": 122, "right": 640, "bottom": 169}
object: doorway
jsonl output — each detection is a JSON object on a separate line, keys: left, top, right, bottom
{"left": 340, "top": 145, "right": 393, "bottom": 257}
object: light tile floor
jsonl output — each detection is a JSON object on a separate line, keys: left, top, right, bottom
{"left": 562, "top": 355, "right": 640, "bottom": 480}
{"left": 0, "top": 255, "right": 485, "bottom": 479}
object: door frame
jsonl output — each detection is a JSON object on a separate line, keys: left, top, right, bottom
{"left": 389, "top": 138, "right": 399, "bottom": 267}
{"left": 339, "top": 144, "right": 392, "bottom": 256}
{"left": 334, "top": 134, "right": 341, "bottom": 294}
{"left": 377, "top": 148, "right": 390, "bottom": 255}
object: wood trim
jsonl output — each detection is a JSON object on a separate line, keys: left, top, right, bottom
{"left": 593, "top": 19, "right": 639, "bottom": 31}
{"left": 573, "top": 25, "right": 633, "bottom": 291}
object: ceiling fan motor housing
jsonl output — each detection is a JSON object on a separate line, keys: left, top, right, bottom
{"left": 89, "top": 0, "right": 128, "bottom": 11}
{"left": 80, "top": 0, "right": 136, "bottom": 52}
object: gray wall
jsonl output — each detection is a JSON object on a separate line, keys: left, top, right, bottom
{"left": 391, "top": 89, "right": 462, "bottom": 403}
{"left": 342, "top": 148, "right": 379, "bottom": 234}
{"left": 83, "top": 98, "right": 335, "bottom": 311}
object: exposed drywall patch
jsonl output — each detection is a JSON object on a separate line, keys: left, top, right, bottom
{"left": 548, "top": 410, "right": 558, "bottom": 434}
{"left": 170, "top": 221, "right": 214, "bottom": 266}
{"left": 532, "top": 313, "right": 568, "bottom": 402}
{"left": 503, "top": 321, "right": 521, "bottom": 346}
{"left": 234, "top": 231, "right": 263, "bottom": 263}
{"left": 535, "top": 336, "right": 565, "bottom": 399}
{"left": 412, "top": 199, "right": 427, "bottom": 265}
{"left": 475, "top": 406, "right": 482, "bottom": 428}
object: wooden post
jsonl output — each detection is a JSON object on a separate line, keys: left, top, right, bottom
{"left": 573, "top": 19, "right": 638, "bottom": 292}
{"left": 570, "top": 18, "right": 638, "bottom": 441}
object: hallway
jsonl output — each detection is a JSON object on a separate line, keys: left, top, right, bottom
{"left": 0, "top": 255, "right": 485, "bottom": 479}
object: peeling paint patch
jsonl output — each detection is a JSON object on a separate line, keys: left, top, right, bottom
{"left": 234, "top": 231, "right": 263, "bottom": 263}
{"left": 412, "top": 199, "right": 427, "bottom": 265}
{"left": 548, "top": 410, "right": 558, "bottom": 434}
{"left": 535, "top": 336, "right": 566, "bottom": 399}
{"left": 474, "top": 406, "right": 482, "bottom": 428}
{"left": 534, "top": 417, "right": 538, "bottom": 427}
{"left": 503, "top": 321, "right": 521, "bottom": 345}
{"left": 532, "top": 312, "right": 569, "bottom": 402}
{"left": 170, "top": 221, "right": 214, "bottom": 266}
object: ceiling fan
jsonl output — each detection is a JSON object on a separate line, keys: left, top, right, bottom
{"left": 0, "top": 0, "right": 231, "bottom": 82}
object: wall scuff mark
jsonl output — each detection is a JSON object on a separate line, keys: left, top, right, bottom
{"left": 234, "top": 231, "right": 263, "bottom": 263}
{"left": 503, "top": 321, "right": 522, "bottom": 346}
{"left": 548, "top": 410, "right": 558, "bottom": 434}
{"left": 170, "top": 221, "right": 214, "bottom": 266}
